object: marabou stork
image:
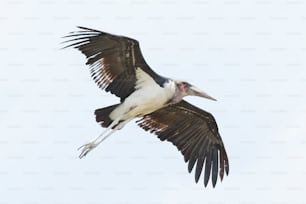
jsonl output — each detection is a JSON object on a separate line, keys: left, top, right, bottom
{"left": 63, "top": 27, "right": 229, "bottom": 187}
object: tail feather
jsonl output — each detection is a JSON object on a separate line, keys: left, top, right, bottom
{"left": 95, "top": 104, "right": 119, "bottom": 128}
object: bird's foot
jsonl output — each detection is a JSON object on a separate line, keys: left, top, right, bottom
{"left": 78, "top": 142, "right": 98, "bottom": 159}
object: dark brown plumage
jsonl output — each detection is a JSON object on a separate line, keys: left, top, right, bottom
{"left": 63, "top": 26, "right": 166, "bottom": 102}
{"left": 137, "top": 100, "right": 229, "bottom": 187}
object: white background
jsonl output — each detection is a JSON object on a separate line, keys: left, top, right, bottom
{"left": 1, "top": 0, "right": 306, "bottom": 203}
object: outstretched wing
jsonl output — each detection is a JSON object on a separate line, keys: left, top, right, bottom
{"left": 137, "top": 100, "right": 229, "bottom": 187}
{"left": 63, "top": 26, "right": 166, "bottom": 102}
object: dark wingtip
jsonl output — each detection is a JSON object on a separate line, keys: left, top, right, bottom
{"left": 204, "top": 162, "right": 211, "bottom": 187}
{"left": 224, "top": 149, "right": 230, "bottom": 176}
{"left": 211, "top": 148, "right": 218, "bottom": 187}
{"left": 219, "top": 146, "right": 229, "bottom": 182}
{"left": 188, "top": 163, "right": 193, "bottom": 174}
{"left": 212, "top": 179, "right": 217, "bottom": 188}
{"left": 77, "top": 26, "right": 88, "bottom": 29}
{"left": 225, "top": 161, "right": 229, "bottom": 176}
{"left": 59, "top": 40, "right": 75, "bottom": 50}
{"left": 77, "top": 26, "right": 103, "bottom": 33}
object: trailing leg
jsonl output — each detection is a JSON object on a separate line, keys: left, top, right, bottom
{"left": 78, "top": 116, "right": 129, "bottom": 158}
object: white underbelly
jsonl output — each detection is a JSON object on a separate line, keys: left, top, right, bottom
{"left": 129, "top": 90, "right": 167, "bottom": 115}
{"left": 109, "top": 68, "right": 175, "bottom": 121}
{"left": 110, "top": 88, "right": 169, "bottom": 120}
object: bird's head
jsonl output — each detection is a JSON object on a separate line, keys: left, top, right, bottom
{"left": 175, "top": 81, "right": 217, "bottom": 101}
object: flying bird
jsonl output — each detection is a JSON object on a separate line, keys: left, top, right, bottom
{"left": 63, "top": 27, "right": 229, "bottom": 187}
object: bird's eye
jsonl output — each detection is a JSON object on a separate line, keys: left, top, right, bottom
{"left": 178, "top": 82, "right": 187, "bottom": 92}
{"left": 182, "top": 82, "right": 189, "bottom": 89}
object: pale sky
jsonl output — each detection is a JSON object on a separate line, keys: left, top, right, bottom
{"left": 1, "top": 1, "right": 306, "bottom": 203}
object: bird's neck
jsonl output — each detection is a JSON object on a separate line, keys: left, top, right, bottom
{"left": 168, "top": 86, "right": 186, "bottom": 104}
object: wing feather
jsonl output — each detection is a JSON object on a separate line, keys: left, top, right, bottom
{"left": 211, "top": 147, "right": 219, "bottom": 187}
{"left": 137, "top": 100, "right": 229, "bottom": 187}
{"left": 63, "top": 26, "right": 165, "bottom": 101}
{"left": 195, "top": 144, "right": 207, "bottom": 183}
{"left": 204, "top": 150, "right": 212, "bottom": 187}
{"left": 188, "top": 135, "right": 206, "bottom": 174}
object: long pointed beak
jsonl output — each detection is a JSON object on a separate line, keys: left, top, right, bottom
{"left": 189, "top": 86, "right": 217, "bottom": 101}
